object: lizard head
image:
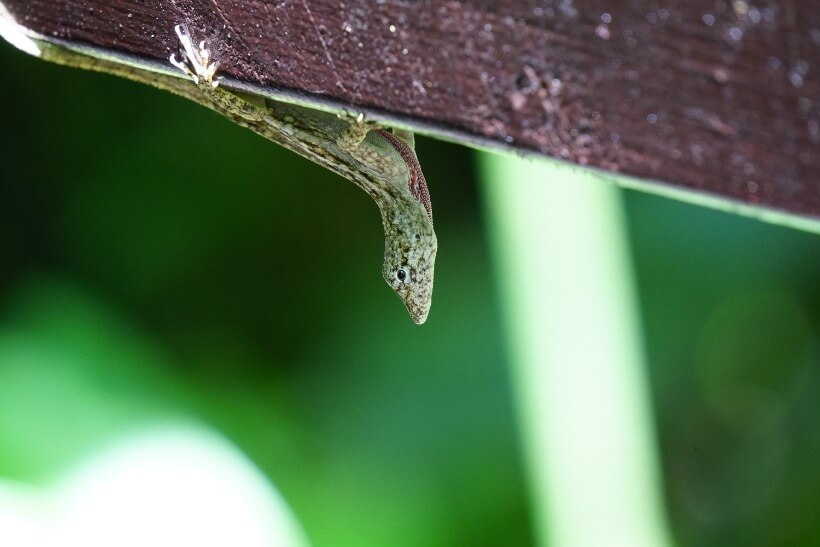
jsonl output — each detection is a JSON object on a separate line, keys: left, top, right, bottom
{"left": 382, "top": 212, "right": 437, "bottom": 325}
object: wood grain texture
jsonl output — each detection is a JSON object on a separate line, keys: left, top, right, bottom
{"left": 4, "top": 0, "right": 819, "bottom": 218}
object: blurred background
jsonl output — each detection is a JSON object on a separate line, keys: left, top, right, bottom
{"left": 1, "top": 40, "right": 820, "bottom": 546}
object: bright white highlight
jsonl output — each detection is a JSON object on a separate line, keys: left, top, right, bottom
{"left": 169, "top": 24, "right": 220, "bottom": 87}
{"left": 0, "top": 426, "right": 310, "bottom": 547}
{"left": 0, "top": 4, "right": 41, "bottom": 56}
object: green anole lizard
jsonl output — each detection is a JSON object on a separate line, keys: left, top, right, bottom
{"left": 7, "top": 22, "right": 437, "bottom": 324}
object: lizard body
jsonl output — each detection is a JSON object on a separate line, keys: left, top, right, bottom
{"left": 32, "top": 24, "right": 437, "bottom": 324}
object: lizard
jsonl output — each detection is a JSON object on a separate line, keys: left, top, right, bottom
{"left": 167, "top": 25, "right": 436, "bottom": 324}
{"left": 10, "top": 21, "right": 437, "bottom": 324}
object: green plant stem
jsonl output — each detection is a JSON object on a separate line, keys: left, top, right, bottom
{"left": 479, "top": 154, "right": 673, "bottom": 547}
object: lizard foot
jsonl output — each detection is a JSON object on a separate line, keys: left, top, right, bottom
{"left": 168, "top": 24, "right": 267, "bottom": 122}
{"left": 169, "top": 24, "right": 221, "bottom": 88}
{"left": 337, "top": 111, "right": 381, "bottom": 151}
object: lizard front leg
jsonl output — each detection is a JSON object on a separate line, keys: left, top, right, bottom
{"left": 335, "top": 112, "right": 374, "bottom": 151}
{"left": 169, "top": 25, "right": 267, "bottom": 123}
{"left": 338, "top": 115, "right": 432, "bottom": 222}
{"left": 168, "top": 24, "right": 435, "bottom": 324}
{"left": 336, "top": 113, "right": 409, "bottom": 181}
{"left": 337, "top": 115, "right": 416, "bottom": 153}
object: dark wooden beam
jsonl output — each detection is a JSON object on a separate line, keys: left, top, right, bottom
{"left": 2, "top": 1, "right": 819, "bottom": 222}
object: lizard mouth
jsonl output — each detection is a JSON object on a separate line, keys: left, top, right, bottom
{"left": 410, "top": 309, "right": 428, "bottom": 325}
{"left": 402, "top": 293, "right": 431, "bottom": 325}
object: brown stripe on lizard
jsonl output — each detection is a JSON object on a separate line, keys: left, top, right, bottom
{"left": 375, "top": 129, "right": 433, "bottom": 224}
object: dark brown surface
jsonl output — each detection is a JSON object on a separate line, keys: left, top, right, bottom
{"left": 4, "top": 0, "right": 819, "bottom": 218}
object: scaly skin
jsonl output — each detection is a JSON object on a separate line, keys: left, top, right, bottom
{"left": 169, "top": 25, "right": 436, "bottom": 323}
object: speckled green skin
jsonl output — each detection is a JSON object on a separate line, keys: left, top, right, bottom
{"left": 378, "top": 188, "right": 437, "bottom": 325}
{"left": 168, "top": 25, "right": 437, "bottom": 324}
{"left": 30, "top": 25, "right": 437, "bottom": 323}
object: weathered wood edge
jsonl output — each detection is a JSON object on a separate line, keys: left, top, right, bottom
{"left": 2, "top": 5, "right": 819, "bottom": 235}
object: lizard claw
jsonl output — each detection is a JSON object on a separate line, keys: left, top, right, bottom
{"left": 337, "top": 110, "right": 376, "bottom": 128}
{"left": 169, "top": 24, "right": 221, "bottom": 88}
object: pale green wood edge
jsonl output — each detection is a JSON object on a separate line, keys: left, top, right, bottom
{"left": 2, "top": 4, "right": 818, "bottom": 235}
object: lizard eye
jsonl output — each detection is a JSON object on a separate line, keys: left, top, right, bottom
{"left": 396, "top": 267, "right": 411, "bottom": 284}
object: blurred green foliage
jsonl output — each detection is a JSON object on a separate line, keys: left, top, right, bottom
{"left": 1, "top": 42, "right": 820, "bottom": 546}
